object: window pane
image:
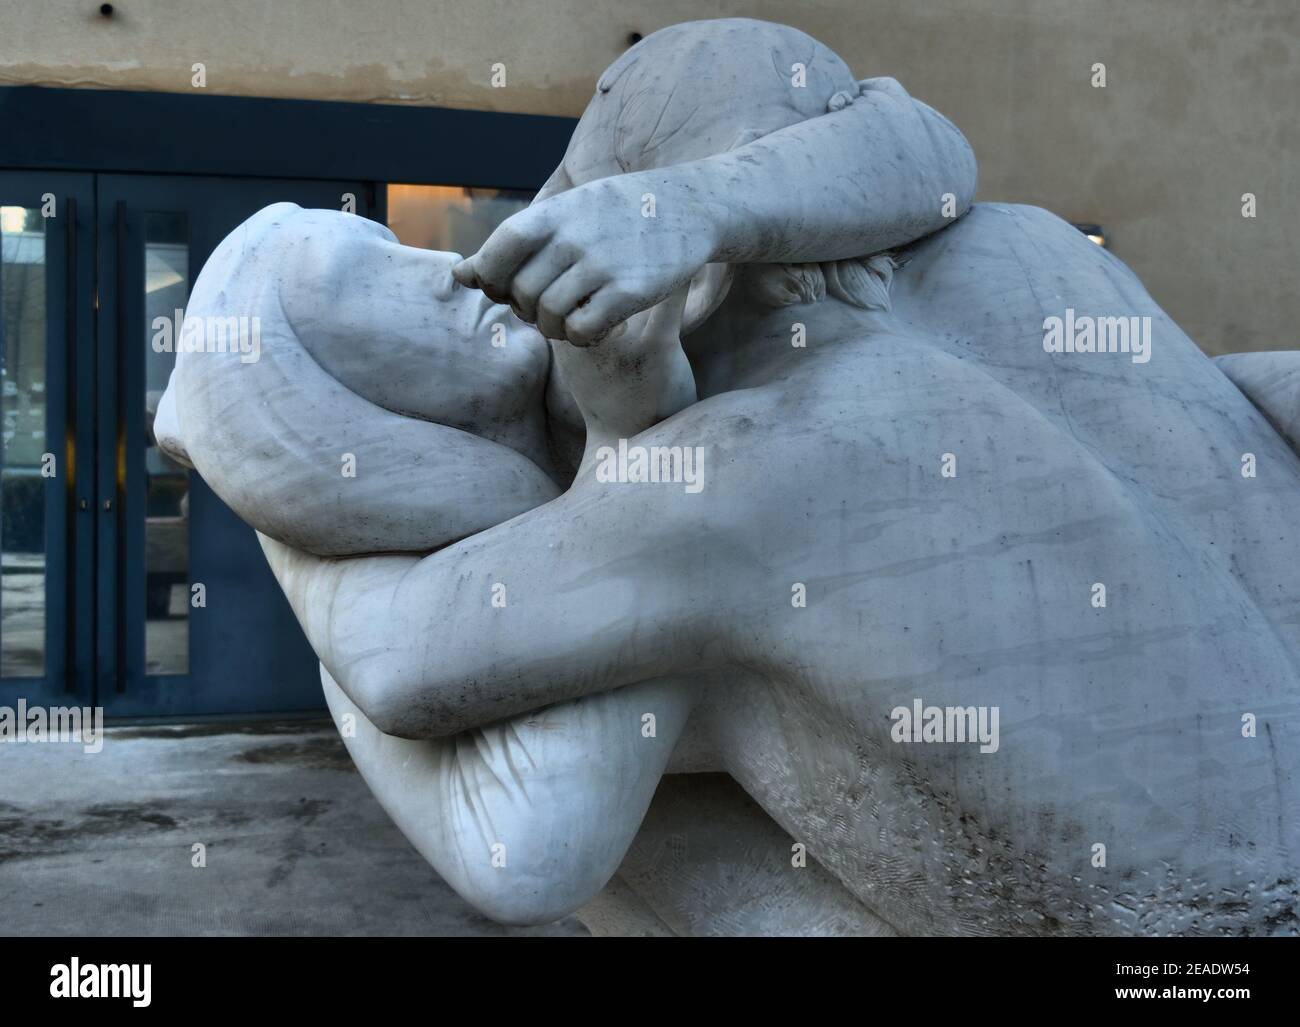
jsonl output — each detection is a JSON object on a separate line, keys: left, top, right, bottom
{"left": 144, "top": 211, "right": 189, "bottom": 676}
{"left": 386, "top": 184, "right": 533, "bottom": 254}
{"left": 0, "top": 206, "right": 47, "bottom": 678}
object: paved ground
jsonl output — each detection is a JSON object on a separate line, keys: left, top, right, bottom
{"left": 1, "top": 555, "right": 45, "bottom": 677}
{"left": 0, "top": 719, "right": 587, "bottom": 936}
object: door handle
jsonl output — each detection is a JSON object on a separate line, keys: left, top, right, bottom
{"left": 63, "top": 195, "right": 78, "bottom": 694}
{"left": 112, "top": 199, "right": 127, "bottom": 693}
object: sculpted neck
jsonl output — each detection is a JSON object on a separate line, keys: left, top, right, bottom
{"left": 684, "top": 287, "right": 898, "bottom": 398}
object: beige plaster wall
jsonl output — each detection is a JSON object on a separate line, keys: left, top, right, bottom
{"left": 1, "top": 0, "right": 1296, "bottom": 353}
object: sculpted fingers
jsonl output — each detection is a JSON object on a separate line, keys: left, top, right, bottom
{"left": 507, "top": 245, "right": 580, "bottom": 326}
{"left": 452, "top": 208, "right": 552, "bottom": 305}
{"left": 564, "top": 282, "right": 653, "bottom": 347}
{"left": 536, "top": 263, "right": 607, "bottom": 342}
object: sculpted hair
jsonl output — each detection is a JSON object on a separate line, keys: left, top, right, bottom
{"left": 743, "top": 253, "right": 900, "bottom": 311}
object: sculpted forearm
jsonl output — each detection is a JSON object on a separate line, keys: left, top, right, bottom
{"left": 455, "top": 78, "right": 976, "bottom": 347}
{"left": 688, "top": 77, "right": 977, "bottom": 264}
{"left": 260, "top": 476, "right": 722, "bottom": 738}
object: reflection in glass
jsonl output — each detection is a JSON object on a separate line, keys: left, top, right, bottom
{"left": 144, "top": 212, "right": 189, "bottom": 675}
{"left": 0, "top": 206, "right": 47, "bottom": 678}
{"left": 386, "top": 184, "right": 533, "bottom": 255}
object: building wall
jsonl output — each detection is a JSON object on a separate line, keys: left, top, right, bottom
{"left": 2, "top": 0, "right": 1296, "bottom": 354}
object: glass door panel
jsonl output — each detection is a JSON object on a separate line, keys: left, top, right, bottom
{"left": 1, "top": 203, "right": 48, "bottom": 677}
{"left": 0, "top": 172, "right": 94, "bottom": 708}
{"left": 143, "top": 211, "right": 190, "bottom": 676}
{"left": 98, "top": 175, "right": 371, "bottom": 717}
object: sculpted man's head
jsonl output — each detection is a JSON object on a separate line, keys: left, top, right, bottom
{"left": 546, "top": 18, "right": 899, "bottom": 322}
{"left": 549, "top": 18, "right": 860, "bottom": 187}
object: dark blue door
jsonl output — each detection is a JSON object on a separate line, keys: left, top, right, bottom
{"left": 95, "top": 175, "right": 371, "bottom": 717}
{"left": 0, "top": 171, "right": 94, "bottom": 710}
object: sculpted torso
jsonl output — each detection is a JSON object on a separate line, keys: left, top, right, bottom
{"left": 158, "top": 19, "right": 1300, "bottom": 935}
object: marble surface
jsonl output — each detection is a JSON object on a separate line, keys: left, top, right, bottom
{"left": 158, "top": 19, "right": 1300, "bottom": 935}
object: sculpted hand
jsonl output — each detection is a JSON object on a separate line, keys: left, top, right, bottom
{"left": 451, "top": 171, "right": 720, "bottom": 346}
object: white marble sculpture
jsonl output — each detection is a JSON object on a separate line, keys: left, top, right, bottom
{"left": 157, "top": 19, "right": 1299, "bottom": 935}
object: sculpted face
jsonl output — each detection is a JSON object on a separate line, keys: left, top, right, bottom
{"left": 159, "top": 205, "right": 560, "bottom": 558}
{"left": 162, "top": 18, "right": 1300, "bottom": 934}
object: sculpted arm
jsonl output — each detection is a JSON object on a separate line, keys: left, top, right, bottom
{"left": 674, "top": 77, "right": 978, "bottom": 265}
{"left": 457, "top": 78, "right": 978, "bottom": 344}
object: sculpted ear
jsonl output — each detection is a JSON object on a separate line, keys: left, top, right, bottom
{"left": 682, "top": 263, "right": 735, "bottom": 336}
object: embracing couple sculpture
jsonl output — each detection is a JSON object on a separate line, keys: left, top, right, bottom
{"left": 157, "top": 19, "right": 1300, "bottom": 935}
